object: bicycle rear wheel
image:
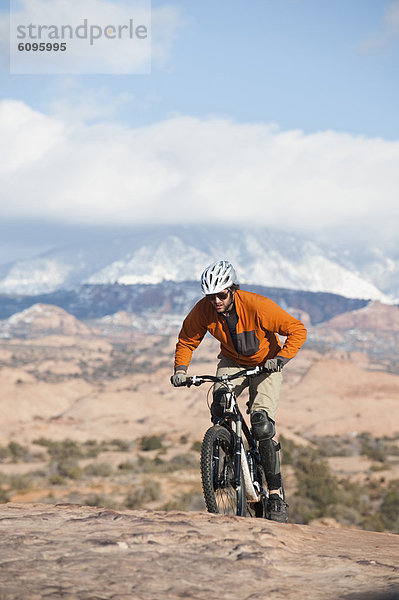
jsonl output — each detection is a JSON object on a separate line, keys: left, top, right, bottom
{"left": 201, "top": 425, "right": 246, "bottom": 516}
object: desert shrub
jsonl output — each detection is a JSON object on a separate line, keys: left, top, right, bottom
{"left": 125, "top": 480, "right": 162, "bottom": 509}
{"left": 8, "top": 474, "right": 33, "bottom": 491}
{"left": 48, "top": 474, "right": 66, "bottom": 485}
{"left": 326, "top": 503, "right": 363, "bottom": 527}
{"left": 279, "top": 436, "right": 319, "bottom": 466}
{"left": 386, "top": 442, "right": 399, "bottom": 456}
{"left": 56, "top": 460, "right": 83, "bottom": 480}
{"left": 7, "top": 442, "right": 25, "bottom": 461}
{"left": 135, "top": 455, "right": 165, "bottom": 473}
{"left": 48, "top": 440, "right": 84, "bottom": 462}
{"left": 327, "top": 476, "right": 393, "bottom": 532}
{"left": 0, "top": 441, "right": 43, "bottom": 464}
{"left": 326, "top": 500, "right": 384, "bottom": 532}
{"left": 159, "top": 489, "right": 205, "bottom": 512}
{"left": 361, "top": 513, "right": 385, "bottom": 532}
{"left": 126, "top": 455, "right": 168, "bottom": 474}
{"left": 7, "top": 441, "right": 29, "bottom": 463}
{"left": 133, "top": 452, "right": 199, "bottom": 474}
{"left": 118, "top": 460, "right": 136, "bottom": 472}
{"left": 279, "top": 436, "right": 339, "bottom": 523}
{"left": 159, "top": 499, "right": 185, "bottom": 511}
{"left": 285, "top": 434, "right": 396, "bottom": 530}
{"left": 285, "top": 495, "right": 319, "bottom": 524}
{"left": 30, "top": 468, "right": 47, "bottom": 479}
{"left": 34, "top": 437, "right": 128, "bottom": 459}
{"left": 370, "top": 462, "right": 391, "bottom": 472}
{"left": 278, "top": 435, "right": 296, "bottom": 464}
{"left": 308, "top": 435, "right": 359, "bottom": 457}
{"left": 33, "top": 437, "right": 54, "bottom": 448}
{"left": 83, "top": 462, "right": 113, "bottom": 477}
{"left": 0, "top": 447, "right": 9, "bottom": 462}
{"left": 110, "top": 439, "right": 132, "bottom": 452}
{"left": 191, "top": 441, "right": 202, "bottom": 453}
{"left": 84, "top": 494, "right": 118, "bottom": 509}
{"left": 0, "top": 488, "right": 10, "bottom": 503}
{"left": 140, "top": 435, "right": 164, "bottom": 452}
{"left": 358, "top": 433, "right": 386, "bottom": 462}
{"left": 82, "top": 440, "right": 103, "bottom": 458}
{"left": 338, "top": 477, "right": 365, "bottom": 502}
{"left": 286, "top": 433, "right": 399, "bottom": 463}
{"left": 164, "top": 453, "right": 199, "bottom": 472}
{"left": 379, "top": 480, "right": 399, "bottom": 531}
{"left": 295, "top": 457, "right": 338, "bottom": 511}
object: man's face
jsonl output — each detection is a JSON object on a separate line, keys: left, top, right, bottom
{"left": 207, "top": 289, "right": 233, "bottom": 313}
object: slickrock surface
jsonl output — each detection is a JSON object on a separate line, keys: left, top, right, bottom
{"left": 0, "top": 503, "right": 398, "bottom": 600}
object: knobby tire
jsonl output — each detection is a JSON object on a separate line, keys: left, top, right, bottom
{"left": 201, "top": 425, "right": 246, "bottom": 517}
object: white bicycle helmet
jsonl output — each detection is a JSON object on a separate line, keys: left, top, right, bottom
{"left": 200, "top": 260, "right": 238, "bottom": 295}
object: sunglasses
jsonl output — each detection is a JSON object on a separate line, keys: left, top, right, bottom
{"left": 207, "top": 290, "right": 230, "bottom": 301}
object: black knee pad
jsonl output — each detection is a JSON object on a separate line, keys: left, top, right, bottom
{"left": 211, "top": 388, "right": 230, "bottom": 419}
{"left": 250, "top": 410, "right": 275, "bottom": 441}
{"left": 259, "top": 439, "right": 281, "bottom": 477}
{"left": 251, "top": 411, "right": 281, "bottom": 486}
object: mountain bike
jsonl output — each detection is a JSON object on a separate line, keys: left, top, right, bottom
{"left": 182, "top": 366, "right": 281, "bottom": 518}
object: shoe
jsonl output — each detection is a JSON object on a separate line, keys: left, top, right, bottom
{"left": 266, "top": 493, "right": 288, "bottom": 523}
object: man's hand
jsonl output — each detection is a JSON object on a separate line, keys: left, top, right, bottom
{"left": 170, "top": 372, "right": 187, "bottom": 387}
{"left": 262, "top": 358, "right": 286, "bottom": 372}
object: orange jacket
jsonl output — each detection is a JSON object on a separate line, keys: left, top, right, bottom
{"left": 174, "top": 289, "right": 307, "bottom": 371}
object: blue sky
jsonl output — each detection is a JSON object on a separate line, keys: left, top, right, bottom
{"left": 0, "top": 0, "right": 399, "bottom": 261}
{"left": 3, "top": 0, "right": 399, "bottom": 136}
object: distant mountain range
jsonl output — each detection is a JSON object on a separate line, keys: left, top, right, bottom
{"left": 2, "top": 298, "right": 399, "bottom": 370}
{"left": 0, "top": 280, "right": 370, "bottom": 328}
{"left": 0, "top": 226, "right": 398, "bottom": 302}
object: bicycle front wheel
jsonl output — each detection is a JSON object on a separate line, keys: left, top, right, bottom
{"left": 201, "top": 425, "right": 246, "bottom": 516}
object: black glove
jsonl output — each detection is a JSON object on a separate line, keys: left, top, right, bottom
{"left": 170, "top": 372, "right": 187, "bottom": 387}
{"left": 262, "top": 357, "right": 286, "bottom": 372}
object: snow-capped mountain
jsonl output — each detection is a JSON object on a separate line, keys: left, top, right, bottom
{"left": 0, "top": 226, "right": 398, "bottom": 302}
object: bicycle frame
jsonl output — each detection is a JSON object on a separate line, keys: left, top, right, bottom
{"left": 208, "top": 380, "right": 260, "bottom": 502}
{"left": 185, "top": 367, "right": 269, "bottom": 510}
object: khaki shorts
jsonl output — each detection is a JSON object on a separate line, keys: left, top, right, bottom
{"left": 215, "top": 355, "right": 282, "bottom": 422}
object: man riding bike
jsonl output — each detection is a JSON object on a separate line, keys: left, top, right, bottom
{"left": 171, "top": 260, "right": 307, "bottom": 522}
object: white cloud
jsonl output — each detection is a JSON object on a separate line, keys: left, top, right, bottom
{"left": 151, "top": 4, "right": 185, "bottom": 69}
{"left": 358, "top": 1, "right": 399, "bottom": 53}
{"left": 0, "top": 99, "right": 398, "bottom": 239}
{"left": 48, "top": 79, "right": 136, "bottom": 125}
{"left": 0, "top": 100, "right": 66, "bottom": 171}
{"left": 385, "top": 1, "right": 399, "bottom": 30}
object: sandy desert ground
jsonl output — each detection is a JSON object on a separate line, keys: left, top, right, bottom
{"left": 0, "top": 328, "right": 397, "bottom": 526}
{"left": 0, "top": 332, "right": 398, "bottom": 443}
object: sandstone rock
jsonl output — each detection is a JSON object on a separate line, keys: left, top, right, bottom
{"left": 0, "top": 503, "right": 398, "bottom": 600}
{"left": 3, "top": 304, "right": 92, "bottom": 337}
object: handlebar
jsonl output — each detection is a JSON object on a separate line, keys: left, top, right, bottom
{"left": 183, "top": 365, "right": 266, "bottom": 387}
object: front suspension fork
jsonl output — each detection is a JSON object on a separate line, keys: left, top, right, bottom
{"left": 233, "top": 419, "right": 242, "bottom": 488}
